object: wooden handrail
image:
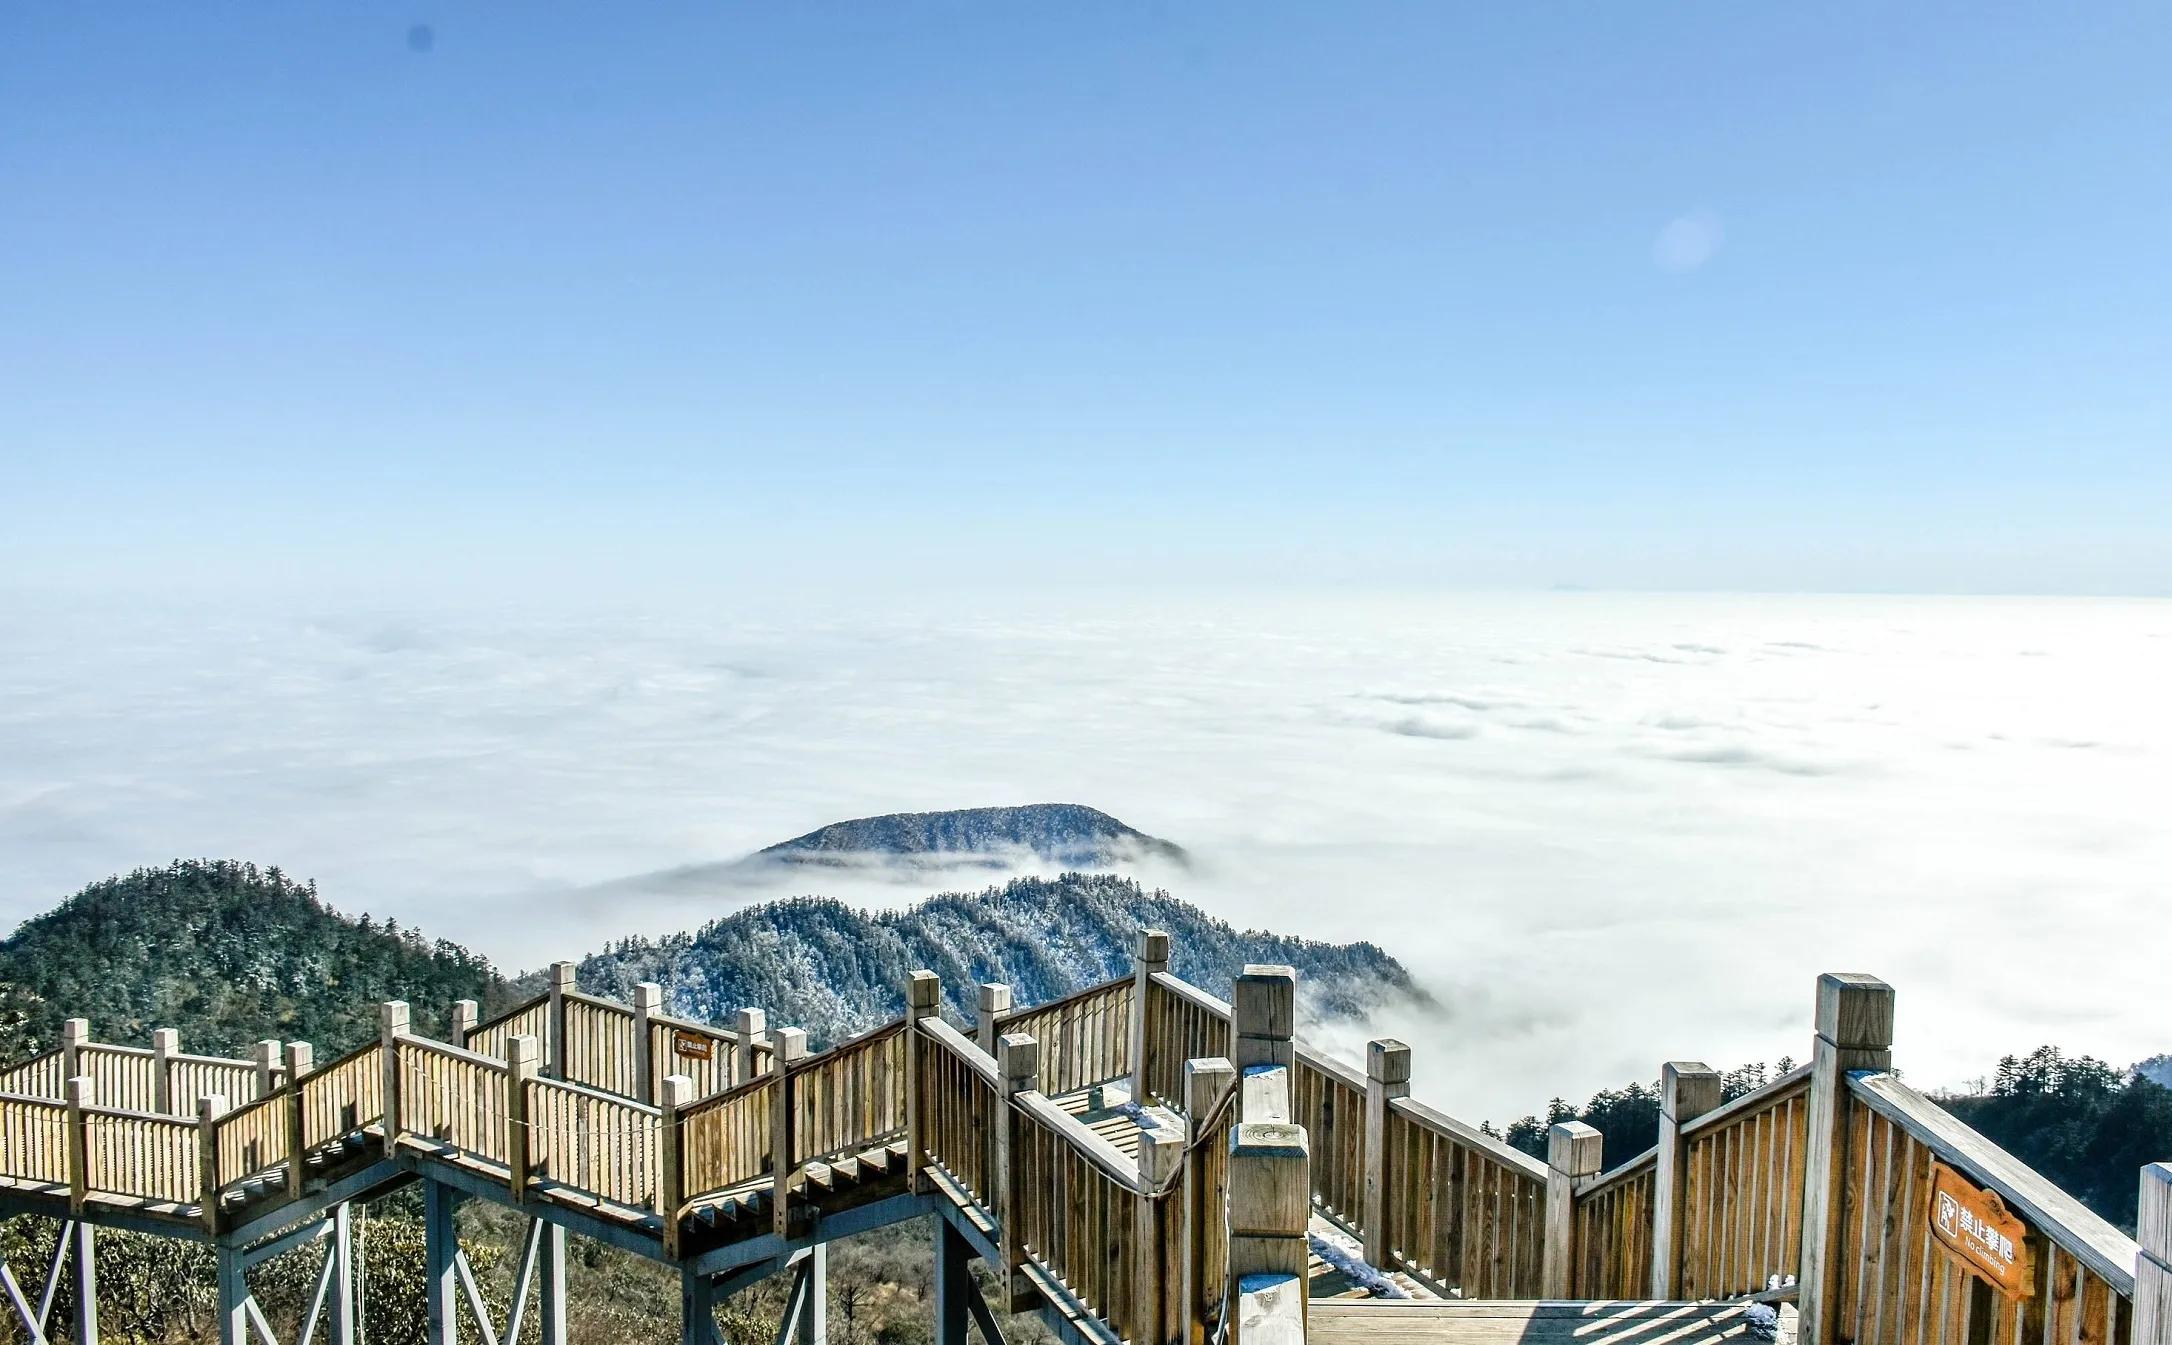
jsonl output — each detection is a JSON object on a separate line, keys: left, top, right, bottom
{"left": 920, "top": 1019, "right": 1000, "bottom": 1089}
{"left": 1013, "top": 1089, "right": 1142, "bottom": 1192}
{"left": 1389, "top": 1094, "right": 1548, "bottom": 1181}
{"left": 989, "top": 972, "right": 1134, "bottom": 1033}
{"left": 1848, "top": 1070, "right": 2138, "bottom": 1293}
{"left": 1575, "top": 1143, "right": 1658, "bottom": 1200}
{"left": 1677, "top": 1064, "right": 1812, "bottom": 1140}
{"left": 466, "top": 993, "right": 550, "bottom": 1040}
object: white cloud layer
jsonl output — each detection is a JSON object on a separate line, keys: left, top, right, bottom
{"left": 1, "top": 589, "right": 2167, "bottom": 1123}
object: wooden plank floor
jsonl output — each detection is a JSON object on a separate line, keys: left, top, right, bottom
{"left": 1311, "top": 1301, "right": 1761, "bottom": 1345}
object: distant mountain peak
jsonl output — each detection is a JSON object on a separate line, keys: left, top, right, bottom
{"left": 755, "top": 803, "right": 1187, "bottom": 871}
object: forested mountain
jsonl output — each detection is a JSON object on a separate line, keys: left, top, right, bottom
{"left": 755, "top": 804, "right": 1188, "bottom": 869}
{"left": 0, "top": 860, "right": 504, "bottom": 1058}
{"left": 551, "top": 873, "right": 1416, "bottom": 1044}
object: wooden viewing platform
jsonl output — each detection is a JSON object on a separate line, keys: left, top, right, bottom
{"left": 0, "top": 941, "right": 2165, "bottom": 1345}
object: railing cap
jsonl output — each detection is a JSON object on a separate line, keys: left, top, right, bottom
{"left": 2140, "top": 1163, "right": 2172, "bottom": 1257}
{"left": 1547, "top": 1120, "right": 1604, "bottom": 1176}
{"left": 62, "top": 1018, "right": 90, "bottom": 1045}
{"left": 634, "top": 982, "right": 664, "bottom": 1012}
{"left": 1137, "top": 928, "right": 1171, "bottom": 964}
{"left": 152, "top": 1028, "right": 180, "bottom": 1052}
{"left": 506, "top": 1033, "right": 540, "bottom": 1068}
{"left": 548, "top": 961, "right": 578, "bottom": 991}
{"left": 1367, "top": 1038, "right": 1412, "bottom": 1085}
{"left": 379, "top": 1000, "right": 410, "bottom": 1031}
{"left": 735, "top": 1007, "right": 767, "bottom": 1036}
{"left": 1233, "top": 967, "right": 1296, "bottom": 1040}
{"left": 1662, "top": 1061, "right": 1724, "bottom": 1121}
{"left": 997, "top": 1032, "right": 1039, "bottom": 1086}
{"left": 1815, "top": 972, "right": 1895, "bottom": 1049}
{"left": 906, "top": 970, "right": 940, "bottom": 1016}
{"left": 773, "top": 1027, "right": 809, "bottom": 1063}
{"left": 978, "top": 982, "right": 1012, "bottom": 1012}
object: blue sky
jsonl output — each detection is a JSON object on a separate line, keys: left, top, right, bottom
{"left": 4, "top": 4, "right": 2168, "bottom": 596}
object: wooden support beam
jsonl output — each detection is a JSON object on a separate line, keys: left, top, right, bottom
{"left": 1232, "top": 966, "right": 1295, "bottom": 1079}
{"left": 60, "top": 1019, "right": 88, "bottom": 1086}
{"left": 2138, "top": 1164, "right": 2172, "bottom": 1345}
{"left": 661, "top": 1072, "right": 694, "bottom": 1253}
{"left": 933, "top": 1215, "right": 972, "bottom": 1345}
{"left": 286, "top": 1041, "right": 315, "bottom": 1199}
{"left": 1797, "top": 973, "right": 1895, "bottom": 1345}
{"left": 772, "top": 1027, "right": 809, "bottom": 1238}
{"left": 736, "top": 1008, "right": 769, "bottom": 1086}
{"left": 1651, "top": 1061, "right": 1722, "bottom": 1297}
{"left": 451, "top": 999, "right": 478, "bottom": 1048}
{"left": 547, "top": 962, "right": 577, "bottom": 1078}
{"left": 1182, "top": 1057, "right": 1236, "bottom": 1345}
{"left": 1131, "top": 929, "right": 1171, "bottom": 1105}
{"left": 506, "top": 1034, "right": 539, "bottom": 1199}
{"left": 905, "top": 971, "right": 941, "bottom": 1192}
{"left": 1542, "top": 1121, "right": 1602, "bottom": 1298}
{"left": 634, "top": 982, "right": 664, "bottom": 1103}
{"left": 151, "top": 1028, "right": 179, "bottom": 1115}
{"left": 1362, "top": 1038, "right": 1410, "bottom": 1269}
{"left": 995, "top": 1031, "right": 1039, "bottom": 1312}
{"left": 1136, "top": 1118, "right": 1185, "bottom": 1345}
{"left": 977, "top": 983, "right": 1012, "bottom": 1048}
{"left": 379, "top": 1001, "right": 410, "bottom": 1157}
{"left": 64, "top": 1075, "right": 90, "bottom": 1214}
{"left": 424, "top": 1176, "right": 460, "bottom": 1345}
{"left": 198, "top": 1093, "right": 228, "bottom": 1236}
{"left": 253, "top": 1038, "right": 281, "bottom": 1101}
{"left": 70, "top": 1220, "right": 96, "bottom": 1345}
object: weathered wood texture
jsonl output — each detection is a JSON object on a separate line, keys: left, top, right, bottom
{"left": 999, "top": 976, "right": 1134, "bottom": 1100}
{"left": 789, "top": 1020, "right": 906, "bottom": 1167}
{"left": 678, "top": 1074, "right": 774, "bottom": 1199}
{"left": 1378, "top": 1096, "right": 1548, "bottom": 1298}
{"left": 526, "top": 1075, "right": 660, "bottom": 1209}
{"left": 1677, "top": 1067, "right": 1811, "bottom": 1299}
{"left": 915, "top": 1020, "right": 998, "bottom": 1212}
{"left": 1571, "top": 1148, "right": 1657, "bottom": 1298}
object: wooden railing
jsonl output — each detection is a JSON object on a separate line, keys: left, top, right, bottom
{"left": 0, "top": 1052, "right": 66, "bottom": 1101}
{"left": 300, "top": 1041, "right": 385, "bottom": 1149}
{"left": 170, "top": 1054, "right": 264, "bottom": 1110}
{"left": 83, "top": 1106, "right": 200, "bottom": 1204}
{"left": 1142, "top": 974, "right": 1231, "bottom": 1108}
{"left": 916, "top": 1020, "right": 997, "bottom": 1210}
{"left": 466, "top": 998, "right": 549, "bottom": 1062}
{"left": 649, "top": 1013, "right": 742, "bottom": 1100}
{"left": 1295, "top": 1048, "right": 1368, "bottom": 1233}
{"left": 1010, "top": 1089, "right": 1175, "bottom": 1345}
{"left": 526, "top": 1074, "right": 660, "bottom": 1210}
{"left": 396, "top": 1035, "right": 511, "bottom": 1165}
{"left": 215, "top": 1090, "right": 292, "bottom": 1186}
{"left": 790, "top": 1020, "right": 906, "bottom": 1167}
{"left": 1833, "top": 1072, "right": 2137, "bottom": 1345}
{"left": 997, "top": 976, "right": 1133, "bottom": 1100}
{"left": 1572, "top": 1148, "right": 1657, "bottom": 1298}
{"left": 0, "top": 1093, "right": 70, "bottom": 1188}
{"left": 1678, "top": 1065, "right": 1811, "bottom": 1298}
{"left": 77, "top": 1044, "right": 161, "bottom": 1113}
{"left": 563, "top": 992, "right": 643, "bottom": 1097}
{"left": 1380, "top": 1095, "right": 1548, "bottom": 1297}
{"left": 678, "top": 1075, "right": 773, "bottom": 1199}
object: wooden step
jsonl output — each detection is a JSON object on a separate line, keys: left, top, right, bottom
{"left": 1309, "top": 1300, "right": 1759, "bottom": 1345}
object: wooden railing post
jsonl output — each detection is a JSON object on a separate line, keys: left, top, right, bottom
{"left": 547, "top": 962, "right": 577, "bottom": 1078}
{"left": 1362, "top": 1038, "right": 1410, "bottom": 1268}
{"left": 659, "top": 1072, "right": 693, "bottom": 1252}
{"left": 1137, "top": 1119, "right": 1185, "bottom": 1345}
{"left": 2138, "top": 1163, "right": 2172, "bottom": 1345}
{"left": 152, "top": 1028, "right": 180, "bottom": 1115}
{"left": 735, "top": 1008, "right": 768, "bottom": 1086}
{"left": 506, "top": 1034, "right": 539, "bottom": 1199}
{"left": 285, "top": 1042, "right": 314, "bottom": 1199}
{"left": 380, "top": 1001, "right": 410, "bottom": 1156}
{"left": 1543, "top": 1121, "right": 1602, "bottom": 1298}
{"left": 1651, "top": 1061, "right": 1722, "bottom": 1297}
{"left": 450, "top": 999, "right": 477, "bottom": 1048}
{"left": 1797, "top": 973, "right": 1894, "bottom": 1345}
{"left": 198, "top": 1093, "right": 228, "bottom": 1236}
{"left": 1183, "top": 1058, "right": 1237, "bottom": 1345}
{"left": 904, "top": 971, "right": 940, "bottom": 1192}
{"left": 1227, "top": 1119, "right": 1310, "bottom": 1345}
{"left": 60, "top": 1018, "right": 89, "bottom": 1084}
{"left": 65, "top": 1074, "right": 91, "bottom": 1213}
{"left": 633, "top": 982, "right": 664, "bottom": 1104}
{"left": 254, "top": 1038, "right": 282, "bottom": 1100}
{"left": 771, "top": 1027, "right": 808, "bottom": 1237}
{"left": 1233, "top": 966, "right": 1296, "bottom": 1124}
{"left": 1132, "top": 929, "right": 1171, "bottom": 1105}
{"left": 978, "top": 983, "right": 1012, "bottom": 1047}
{"left": 996, "top": 1031, "right": 1039, "bottom": 1311}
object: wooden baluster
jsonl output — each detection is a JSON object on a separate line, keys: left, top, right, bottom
{"left": 152, "top": 1028, "right": 180, "bottom": 1115}
{"left": 1363, "top": 1038, "right": 1411, "bottom": 1270}
{"left": 1652, "top": 1061, "right": 1722, "bottom": 1297}
{"left": 1543, "top": 1121, "right": 1602, "bottom": 1297}
{"left": 286, "top": 1042, "right": 315, "bottom": 1199}
{"left": 978, "top": 983, "right": 1012, "bottom": 1047}
{"left": 904, "top": 971, "right": 940, "bottom": 1192}
{"left": 1798, "top": 973, "right": 1895, "bottom": 1345}
{"left": 380, "top": 1001, "right": 410, "bottom": 1156}
{"left": 996, "top": 1032, "right": 1039, "bottom": 1311}
{"left": 634, "top": 983, "right": 663, "bottom": 1104}
{"left": 771, "top": 1027, "right": 808, "bottom": 1237}
{"left": 1182, "top": 1058, "right": 1236, "bottom": 1345}
{"left": 1227, "top": 1119, "right": 1310, "bottom": 1345}
{"left": 735, "top": 1008, "right": 768, "bottom": 1087}
{"left": 1131, "top": 929, "right": 1171, "bottom": 1106}
{"left": 660, "top": 1073, "right": 693, "bottom": 1253}
{"left": 450, "top": 999, "right": 477, "bottom": 1048}
{"left": 547, "top": 962, "right": 577, "bottom": 1079}
{"left": 2138, "top": 1163, "right": 2172, "bottom": 1345}
{"left": 507, "top": 1034, "right": 539, "bottom": 1199}
{"left": 199, "top": 1093, "right": 228, "bottom": 1236}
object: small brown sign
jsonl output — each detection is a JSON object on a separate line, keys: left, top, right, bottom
{"left": 1931, "top": 1162, "right": 2032, "bottom": 1297}
{"left": 672, "top": 1030, "right": 715, "bottom": 1062}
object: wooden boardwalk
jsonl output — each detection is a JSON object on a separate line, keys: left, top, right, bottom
{"left": 0, "top": 950, "right": 2158, "bottom": 1345}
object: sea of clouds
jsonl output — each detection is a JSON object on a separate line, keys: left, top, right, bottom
{"left": 1, "top": 589, "right": 2166, "bottom": 1123}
